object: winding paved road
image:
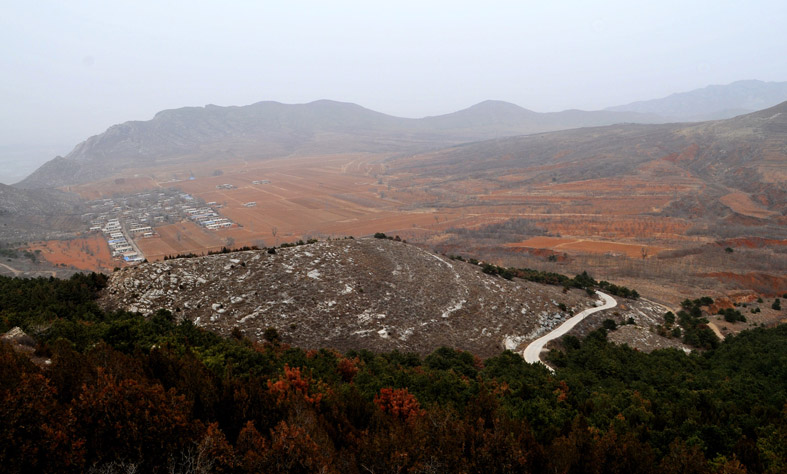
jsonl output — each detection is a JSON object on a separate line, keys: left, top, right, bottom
{"left": 522, "top": 290, "right": 617, "bottom": 371}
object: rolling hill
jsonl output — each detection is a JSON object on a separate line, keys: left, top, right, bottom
{"left": 391, "top": 101, "right": 787, "bottom": 223}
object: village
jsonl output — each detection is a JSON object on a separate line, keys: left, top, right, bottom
{"left": 83, "top": 188, "right": 236, "bottom": 264}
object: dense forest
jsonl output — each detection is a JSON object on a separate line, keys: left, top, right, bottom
{"left": 1, "top": 274, "right": 785, "bottom": 473}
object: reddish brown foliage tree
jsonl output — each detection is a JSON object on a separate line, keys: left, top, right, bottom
{"left": 268, "top": 364, "right": 326, "bottom": 407}
{"left": 336, "top": 356, "right": 360, "bottom": 383}
{"left": 74, "top": 368, "right": 199, "bottom": 468}
{"left": 0, "top": 371, "right": 85, "bottom": 473}
{"left": 374, "top": 387, "right": 425, "bottom": 422}
{"left": 193, "top": 422, "right": 236, "bottom": 474}
{"left": 267, "top": 420, "right": 331, "bottom": 473}
{"left": 236, "top": 420, "right": 269, "bottom": 473}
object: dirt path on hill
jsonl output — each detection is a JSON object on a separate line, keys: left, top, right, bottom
{"left": 0, "top": 262, "right": 23, "bottom": 275}
{"left": 707, "top": 322, "right": 725, "bottom": 341}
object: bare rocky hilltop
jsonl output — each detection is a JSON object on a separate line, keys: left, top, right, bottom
{"left": 101, "top": 238, "right": 619, "bottom": 357}
{"left": 100, "top": 238, "right": 674, "bottom": 356}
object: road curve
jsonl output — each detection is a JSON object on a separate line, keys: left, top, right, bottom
{"left": 522, "top": 290, "right": 617, "bottom": 371}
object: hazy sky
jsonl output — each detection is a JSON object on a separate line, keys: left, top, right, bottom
{"left": 1, "top": 0, "right": 786, "bottom": 182}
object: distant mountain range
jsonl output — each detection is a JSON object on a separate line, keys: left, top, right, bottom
{"left": 606, "top": 79, "right": 787, "bottom": 121}
{"left": 14, "top": 79, "right": 787, "bottom": 189}
{"left": 15, "top": 100, "right": 661, "bottom": 189}
{"left": 392, "top": 101, "right": 787, "bottom": 221}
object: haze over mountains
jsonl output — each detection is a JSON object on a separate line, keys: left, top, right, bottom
{"left": 13, "top": 80, "right": 787, "bottom": 189}
{"left": 607, "top": 79, "right": 787, "bottom": 121}
{"left": 15, "top": 100, "right": 661, "bottom": 189}
{"left": 393, "top": 101, "right": 787, "bottom": 210}
{"left": 448, "top": 96, "right": 787, "bottom": 194}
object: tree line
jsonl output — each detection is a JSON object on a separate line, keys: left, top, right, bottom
{"left": 0, "top": 274, "right": 785, "bottom": 473}
{"left": 451, "top": 255, "right": 640, "bottom": 299}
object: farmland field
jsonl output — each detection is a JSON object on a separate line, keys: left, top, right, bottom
{"left": 505, "top": 237, "right": 669, "bottom": 258}
{"left": 56, "top": 147, "right": 786, "bottom": 305}
{"left": 62, "top": 152, "right": 715, "bottom": 261}
{"left": 136, "top": 221, "right": 231, "bottom": 260}
{"left": 719, "top": 192, "right": 779, "bottom": 219}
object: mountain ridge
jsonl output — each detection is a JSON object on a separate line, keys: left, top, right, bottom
{"left": 389, "top": 101, "right": 787, "bottom": 224}
{"left": 606, "top": 79, "right": 787, "bottom": 121}
{"left": 16, "top": 99, "right": 661, "bottom": 189}
{"left": 15, "top": 80, "right": 787, "bottom": 190}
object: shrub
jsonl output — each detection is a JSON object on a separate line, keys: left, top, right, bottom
{"left": 718, "top": 308, "right": 746, "bottom": 323}
{"left": 263, "top": 327, "right": 281, "bottom": 343}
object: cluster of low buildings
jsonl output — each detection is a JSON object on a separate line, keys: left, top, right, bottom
{"left": 94, "top": 218, "right": 144, "bottom": 263}
{"left": 83, "top": 188, "right": 236, "bottom": 264}
{"left": 184, "top": 206, "right": 234, "bottom": 230}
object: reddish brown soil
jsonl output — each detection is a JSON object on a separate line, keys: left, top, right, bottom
{"left": 121, "top": 155, "right": 469, "bottom": 247}
{"left": 701, "top": 272, "right": 787, "bottom": 296}
{"left": 716, "top": 238, "right": 787, "bottom": 249}
{"left": 506, "top": 237, "right": 668, "bottom": 258}
{"left": 719, "top": 192, "right": 778, "bottom": 219}
{"left": 136, "top": 222, "right": 231, "bottom": 260}
{"left": 68, "top": 152, "right": 701, "bottom": 259}
{"left": 504, "top": 246, "right": 565, "bottom": 260}
{"left": 52, "top": 149, "right": 783, "bottom": 308}
{"left": 707, "top": 295, "right": 763, "bottom": 314}
{"left": 28, "top": 235, "right": 117, "bottom": 271}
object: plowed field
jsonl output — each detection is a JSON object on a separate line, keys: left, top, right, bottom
{"left": 136, "top": 221, "right": 232, "bottom": 260}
